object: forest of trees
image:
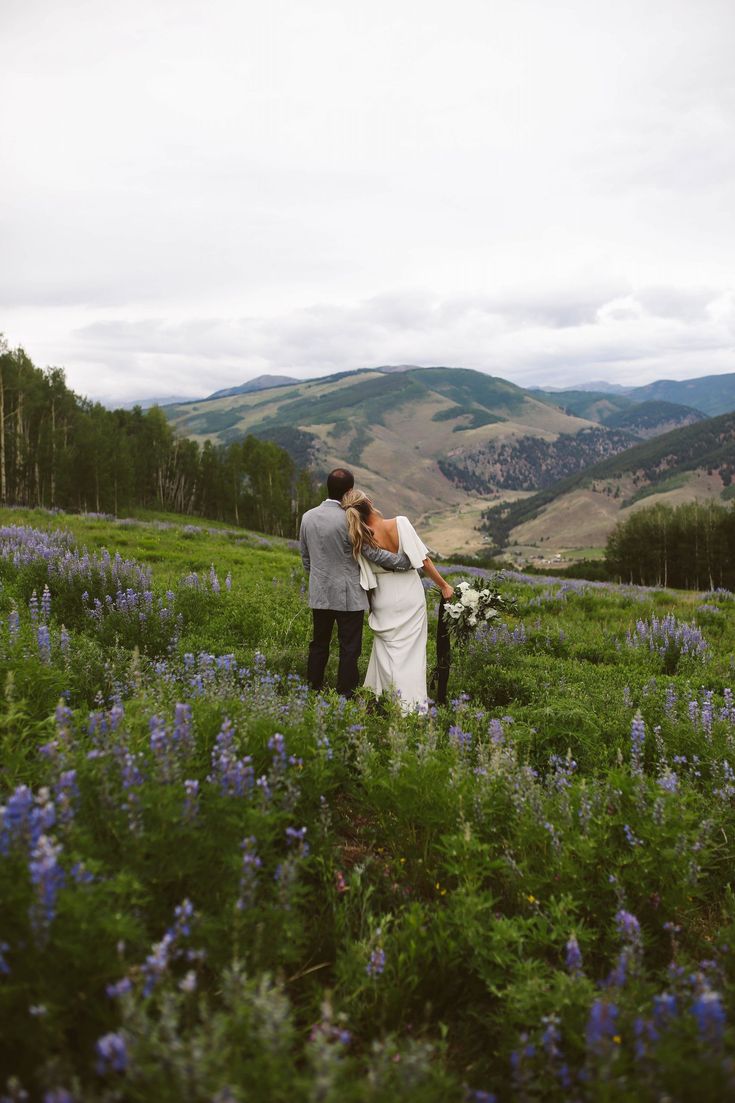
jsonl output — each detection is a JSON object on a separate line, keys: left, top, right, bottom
{"left": 605, "top": 501, "right": 735, "bottom": 589}
{"left": 0, "top": 339, "right": 320, "bottom": 536}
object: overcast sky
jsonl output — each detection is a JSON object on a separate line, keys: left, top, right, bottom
{"left": 2, "top": 0, "right": 734, "bottom": 403}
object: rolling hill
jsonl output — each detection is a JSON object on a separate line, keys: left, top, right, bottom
{"left": 165, "top": 367, "right": 618, "bottom": 548}
{"left": 626, "top": 372, "right": 735, "bottom": 417}
{"left": 164, "top": 365, "right": 731, "bottom": 555}
{"left": 552, "top": 371, "right": 735, "bottom": 417}
{"left": 207, "top": 374, "right": 300, "bottom": 399}
{"left": 481, "top": 410, "right": 735, "bottom": 554}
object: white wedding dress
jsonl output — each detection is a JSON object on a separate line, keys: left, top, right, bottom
{"left": 359, "top": 516, "right": 429, "bottom": 713}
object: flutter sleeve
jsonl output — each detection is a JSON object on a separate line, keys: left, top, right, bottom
{"left": 357, "top": 554, "right": 378, "bottom": 591}
{"left": 397, "top": 516, "right": 429, "bottom": 568}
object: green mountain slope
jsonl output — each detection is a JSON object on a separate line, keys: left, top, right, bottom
{"left": 165, "top": 367, "right": 615, "bottom": 540}
{"left": 482, "top": 410, "right": 735, "bottom": 550}
{"left": 628, "top": 372, "right": 735, "bottom": 416}
{"left": 604, "top": 400, "right": 705, "bottom": 437}
{"left": 534, "top": 390, "right": 705, "bottom": 438}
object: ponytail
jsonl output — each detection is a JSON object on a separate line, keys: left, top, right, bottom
{"left": 341, "top": 488, "right": 377, "bottom": 559}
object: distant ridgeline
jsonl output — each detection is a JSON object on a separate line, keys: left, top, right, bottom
{"left": 606, "top": 501, "right": 735, "bottom": 590}
{"left": 0, "top": 341, "right": 320, "bottom": 536}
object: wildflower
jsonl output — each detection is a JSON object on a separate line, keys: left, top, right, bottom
{"left": 630, "top": 712, "right": 645, "bottom": 775}
{"left": 565, "top": 934, "right": 583, "bottom": 975}
{"left": 615, "top": 910, "right": 642, "bottom": 944}
{"left": 29, "top": 834, "right": 65, "bottom": 933}
{"left": 235, "top": 836, "right": 261, "bottom": 911}
{"left": 179, "top": 970, "right": 197, "bottom": 993}
{"left": 586, "top": 999, "right": 619, "bottom": 1055}
{"left": 285, "top": 825, "right": 309, "bottom": 857}
{"left": 366, "top": 946, "right": 386, "bottom": 977}
{"left": 691, "top": 989, "right": 726, "bottom": 1044}
{"left": 95, "top": 1031, "right": 128, "bottom": 1074}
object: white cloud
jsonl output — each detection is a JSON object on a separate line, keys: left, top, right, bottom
{"left": 1, "top": 0, "right": 734, "bottom": 399}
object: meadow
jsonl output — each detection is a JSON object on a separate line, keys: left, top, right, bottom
{"left": 1, "top": 507, "right": 734, "bottom": 1101}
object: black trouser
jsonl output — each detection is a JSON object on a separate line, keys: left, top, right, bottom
{"left": 307, "top": 609, "right": 364, "bottom": 697}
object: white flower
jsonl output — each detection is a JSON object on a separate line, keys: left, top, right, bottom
{"left": 457, "top": 581, "right": 469, "bottom": 591}
{"left": 480, "top": 589, "right": 490, "bottom": 598}
{"left": 485, "top": 608, "right": 499, "bottom": 619}
{"left": 468, "top": 614, "right": 477, "bottom": 626}
{"left": 461, "top": 589, "right": 480, "bottom": 607}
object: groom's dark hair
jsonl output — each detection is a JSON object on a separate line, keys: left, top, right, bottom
{"left": 327, "top": 467, "right": 354, "bottom": 500}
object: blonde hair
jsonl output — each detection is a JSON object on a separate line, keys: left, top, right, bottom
{"left": 341, "top": 488, "right": 378, "bottom": 559}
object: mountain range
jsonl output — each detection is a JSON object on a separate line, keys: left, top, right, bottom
{"left": 549, "top": 372, "right": 735, "bottom": 417}
{"left": 163, "top": 365, "right": 735, "bottom": 555}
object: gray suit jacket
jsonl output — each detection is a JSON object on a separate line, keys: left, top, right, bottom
{"left": 299, "top": 499, "right": 412, "bottom": 611}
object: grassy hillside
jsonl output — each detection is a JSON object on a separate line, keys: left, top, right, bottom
{"left": 533, "top": 388, "right": 635, "bottom": 423}
{"left": 3, "top": 505, "right": 735, "bottom": 1098}
{"left": 534, "top": 390, "right": 705, "bottom": 438}
{"left": 604, "top": 399, "right": 705, "bottom": 437}
{"left": 482, "top": 410, "right": 735, "bottom": 550}
{"left": 629, "top": 371, "right": 735, "bottom": 416}
{"left": 165, "top": 368, "right": 630, "bottom": 549}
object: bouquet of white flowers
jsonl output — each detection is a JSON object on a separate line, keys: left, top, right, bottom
{"left": 441, "top": 576, "right": 516, "bottom": 645}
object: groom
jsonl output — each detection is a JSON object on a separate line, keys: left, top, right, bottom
{"left": 299, "top": 467, "right": 412, "bottom": 697}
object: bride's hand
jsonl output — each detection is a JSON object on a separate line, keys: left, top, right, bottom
{"left": 440, "top": 582, "right": 454, "bottom": 600}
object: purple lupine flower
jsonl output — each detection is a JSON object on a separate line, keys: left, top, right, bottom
{"left": 140, "top": 898, "right": 194, "bottom": 996}
{"left": 657, "top": 768, "right": 679, "bottom": 793}
{"left": 183, "top": 778, "right": 199, "bottom": 819}
{"left": 8, "top": 608, "right": 20, "bottom": 642}
{"left": 225, "top": 572, "right": 232, "bottom": 592}
{"left": 43, "top": 1091, "right": 74, "bottom": 1103}
{"left": 0, "top": 940, "right": 10, "bottom": 975}
{"left": 701, "top": 690, "right": 714, "bottom": 736}
{"left": 268, "top": 732, "right": 288, "bottom": 771}
{"left": 106, "top": 976, "right": 133, "bottom": 999}
{"left": 29, "top": 590, "right": 39, "bottom": 625}
{"left": 449, "top": 724, "right": 472, "bottom": 751}
{"left": 653, "top": 991, "right": 677, "bottom": 1028}
{"left": 95, "top": 1031, "right": 128, "bottom": 1074}
{"left": 630, "top": 712, "right": 645, "bottom": 775}
{"left": 366, "top": 946, "right": 386, "bottom": 977}
{"left": 41, "top": 584, "right": 52, "bottom": 620}
{"left": 55, "top": 770, "right": 78, "bottom": 826}
{"left": 664, "top": 685, "right": 677, "bottom": 717}
{"left": 173, "top": 703, "right": 193, "bottom": 752}
{"left": 235, "top": 836, "right": 261, "bottom": 911}
{"left": 615, "top": 910, "right": 642, "bottom": 944}
{"left": 691, "top": 990, "right": 726, "bottom": 1044}
{"left": 208, "top": 719, "right": 254, "bottom": 797}
{"left": 285, "top": 825, "right": 309, "bottom": 857}
{"left": 37, "top": 625, "right": 52, "bottom": 662}
{"left": 565, "top": 934, "right": 583, "bottom": 975}
{"left": 29, "top": 834, "right": 65, "bottom": 933}
{"left": 586, "top": 999, "right": 619, "bottom": 1055}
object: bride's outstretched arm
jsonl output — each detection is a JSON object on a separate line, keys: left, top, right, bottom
{"left": 421, "top": 557, "right": 454, "bottom": 599}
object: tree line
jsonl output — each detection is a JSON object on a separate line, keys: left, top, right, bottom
{"left": 606, "top": 500, "right": 735, "bottom": 590}
{"left": 0, "top": 339, "right": 320, "bottom": 536}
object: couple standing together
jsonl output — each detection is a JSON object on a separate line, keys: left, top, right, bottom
{"left": 299, "top": 467, "right": 455, "bottom": 711}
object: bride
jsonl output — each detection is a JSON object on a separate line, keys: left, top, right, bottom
{"left": 341, "top": 489, "right": 454, "bottom": 711}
